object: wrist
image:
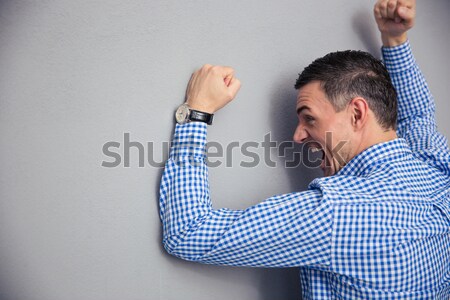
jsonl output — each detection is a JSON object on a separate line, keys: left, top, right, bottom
{"left": 187, "top": 103, "right": 215, "bottom": 114}
{"left": 175, "top": 103, "right": 214, "bottom": 125}
{"left": 381, "top": 33, "right": 408, "bottom": 47}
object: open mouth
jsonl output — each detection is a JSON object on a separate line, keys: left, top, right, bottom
{"left": 308, "top": 144, "right": 326, "bottom": 169}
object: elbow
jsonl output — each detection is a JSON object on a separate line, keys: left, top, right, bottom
{"left": 162, "top": 236, "right": 207, "bottom": 263}
{"left": 162, "top": 236, "right": 177, "bottom": 257}
{"left": 162, "top": 236, "right": 196, "bottom": 262}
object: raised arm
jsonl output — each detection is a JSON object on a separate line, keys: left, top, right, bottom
{"left": 159, "top": 66, "right": 333, "bottom": 267}
{"left": 374, "top": 0, "right": 449, "bottom": 174}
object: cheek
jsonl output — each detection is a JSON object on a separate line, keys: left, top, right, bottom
{"left": 328, "top": 118, "right": 353, "bottom": 141}
{"left": 314, "top": 115, "right": 349, "bottom": 144}
{"left": 319, "top": 124, "right": 350, "bottom": 154}
{"left": 316, "top": 122, "right": 338, "bottom": 142}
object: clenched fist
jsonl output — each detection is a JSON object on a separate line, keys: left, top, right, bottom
{"left": 374, "top": 0, "right": 416, "bottom": 47}
{"left": 186, "top": 65, "right": 241, "bottom": 114}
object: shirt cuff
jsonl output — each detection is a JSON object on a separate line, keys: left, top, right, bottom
{"left": 381, "top": 40, "right": 415, "bottom": 73}
{"left": 169, "top": 122, "right": 208, "bottom": 159}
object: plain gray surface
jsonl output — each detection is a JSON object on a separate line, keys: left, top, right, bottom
{"left": 0, "top": 1, "right": 449, "bottom": 299}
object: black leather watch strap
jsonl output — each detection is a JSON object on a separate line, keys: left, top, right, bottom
{"left": 189, "top": 109, "right": 214, "bottom": 125}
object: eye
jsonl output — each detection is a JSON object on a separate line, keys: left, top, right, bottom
{"left": 304, "top": 115, "right": 315, "bottom": 124}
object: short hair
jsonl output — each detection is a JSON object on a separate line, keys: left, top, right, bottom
{"left": 295, "top": 50, "right": 397, "bottom": 130}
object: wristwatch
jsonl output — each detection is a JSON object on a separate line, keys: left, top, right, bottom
{"left": 175, "top": 103, "right": 214, "bottom": 125}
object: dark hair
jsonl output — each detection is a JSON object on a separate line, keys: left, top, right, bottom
{"left": 295, "top": 50, "right": 397, "bottom": 130}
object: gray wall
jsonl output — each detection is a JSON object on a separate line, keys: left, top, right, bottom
{"left": 1, "top": 1, "right": 449, "bottom": 300}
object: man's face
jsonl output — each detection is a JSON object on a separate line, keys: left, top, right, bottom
{"left": 294, "top": 81, "right": 354, "bottom": 177}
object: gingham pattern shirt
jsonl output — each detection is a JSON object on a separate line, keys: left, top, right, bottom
{"left": 159, "top": 41, "right": 450, "bottom": 299}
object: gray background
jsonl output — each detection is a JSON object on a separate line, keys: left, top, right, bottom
{"left": 1, "top": 1, "right": 449, "bottom": 300}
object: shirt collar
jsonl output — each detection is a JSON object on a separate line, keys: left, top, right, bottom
{"left": 336, "top": 138, "right": 413, "bottom": 177}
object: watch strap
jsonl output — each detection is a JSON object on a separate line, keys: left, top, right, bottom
{"left": 189, "top": 109, "right": 214, "bottom": 125}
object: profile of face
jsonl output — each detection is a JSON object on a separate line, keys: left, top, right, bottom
{"left": 293, "top": 81, "right": 355, "bottom": 177}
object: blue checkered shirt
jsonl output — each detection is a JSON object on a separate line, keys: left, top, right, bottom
{"left": 159, "top": 41, "right": 450, "bottom": 299}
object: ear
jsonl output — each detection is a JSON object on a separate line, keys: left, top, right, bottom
{"left": 348, "top": 97, "right": 369, "bottom": 130}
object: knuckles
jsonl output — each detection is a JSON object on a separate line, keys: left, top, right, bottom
{"left": 190, "top": 64, "right": 240, "bottom": 103}
{"left": 202, "top": 64, "right": 213, "bottom": 70}
{"left": 210, "top": 66, "right": 222, "bottom": 75}
{"left": 197, "top": 64, "right": 236, "bottom": 76}
{"left": 387, "top": 0, "right": 396, "bottom": 9}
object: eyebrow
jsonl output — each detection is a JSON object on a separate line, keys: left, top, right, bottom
{"left": 296, "top": 105, "right": 311, "bottom": 115}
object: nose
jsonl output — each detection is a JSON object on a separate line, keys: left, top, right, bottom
{"left": 293, "top": 123, "right": 309, "bottom": 144}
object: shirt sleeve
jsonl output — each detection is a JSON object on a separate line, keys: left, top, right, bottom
{"left": 159, "top": 122, "right": 333, "bottom": 268}
{"left": 382, "top": 41, "right": 450, "bottom": 175}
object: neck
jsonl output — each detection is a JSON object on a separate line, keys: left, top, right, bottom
{"left": 354, "top": 127, "right": 397, "bottom": 159}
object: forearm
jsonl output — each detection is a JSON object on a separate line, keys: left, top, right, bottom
{"left": 382, "top": 41, "right": 434, "bottom": 129}
{"left": 159, "top": 122, "right": 213, "bottom": 253}
{"left": 160, "top": 122, "right": 251, "bottom": 262}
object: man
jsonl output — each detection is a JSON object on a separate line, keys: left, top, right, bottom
{"left": 159, "top": 0, "right": 450, "bottom": 298}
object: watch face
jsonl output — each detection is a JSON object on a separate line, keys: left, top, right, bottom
{"left": 175, "top": 104, "right": 190, "bottom": 124}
